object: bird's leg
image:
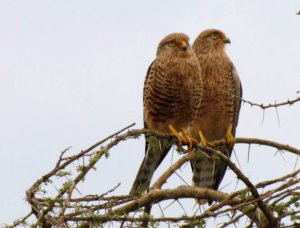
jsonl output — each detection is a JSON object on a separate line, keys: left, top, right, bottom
{"left": 198, "top": 130, "right": 214, "bottom": 147}
{"left": 224, "top": 125, "right": 235, "bottom": 148}
{"left": 181, "top": 128, "right": 197, "bottom": 152}
{"left": 168, "top": 124, "right": 184, "bottom": 149}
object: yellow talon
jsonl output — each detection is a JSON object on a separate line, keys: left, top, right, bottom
{"left": 225, "top": 127, "right": 235, "bottom": 148}
{"left": 168, "top": 124, "right": 183, "bottom": 148}
{"left": 198, "top": 131, "right": 214, "bottom": 147}
{"left": 181, "top": 128, "right": 196, "bottom": 152}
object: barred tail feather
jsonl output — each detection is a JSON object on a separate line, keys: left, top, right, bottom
{"left": 130, "top": 137, "right": 172, "bottom": 195}
{"left": 191, "top": 145, "right": 232, "bottom": 204}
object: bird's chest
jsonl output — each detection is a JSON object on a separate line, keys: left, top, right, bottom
{"left": 144, "top": 68, "right": 194, "bottom": 133}
{"left": 198, "top": 66, "right": 235, "bottom": 139}
{"left": 159, "top": 73, "right": 193, "bottom": 116}
{"left": 202, "top": 66, "right": 233, "bottom": 105}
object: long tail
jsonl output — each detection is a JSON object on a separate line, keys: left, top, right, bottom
{"left": 191, "top": 144, "right": 232, "bottom": 196}
{"left": 130, "top": 136, "right": 172, "bottom": 195}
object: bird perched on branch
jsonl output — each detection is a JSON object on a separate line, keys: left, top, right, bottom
{"left": 130, "top": 33, "right": 202, "bottom": 195}
{"left": 190, "top": 29, "right": 242, "bottom": 201}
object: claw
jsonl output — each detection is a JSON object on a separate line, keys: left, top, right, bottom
{"left": 225, "top": 127, "right": 235, "bottom": 148}
{"left": 168, "top": 124, "right": 184, "bottom": 148}
{"left": 198, "top": 131, "right": 214, "bottom": 147}
{"left": 181, "top": 128, "right": 196, "bottom": 152}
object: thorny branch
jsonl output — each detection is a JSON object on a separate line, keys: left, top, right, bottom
{"left": 241, "top": 96, "right": 300, "bottom": 110}
{"left": 8, "top": 127, "right": 298, "bottom": 227}
{"left": 8, "top": 97, "right": 300, "bottom": 228}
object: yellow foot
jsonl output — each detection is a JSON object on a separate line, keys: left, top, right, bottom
{"left": 225, "top": 127, "right": 235, "bottom": 148}
{"left": 182, "top": 128, "right": 192, "bottom": 151}
{"left": 198, "top": 131, "right": 214, "bottom": 147}
{"left": 182, "top": 128, "right": 197, "bottom": 152}
{"left": 168, "top": 124, "right": 184, "bottom": 149}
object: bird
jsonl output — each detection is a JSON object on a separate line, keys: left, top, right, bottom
{"left": 130, "top": 33, "right": 202, "bottom": 195}
{"left": 189, "top": 29, "right": 242, "bottom": 200}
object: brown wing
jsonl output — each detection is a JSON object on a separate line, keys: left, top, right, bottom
{"left": 231, "top": 67, "right": 242, "bottom": 137}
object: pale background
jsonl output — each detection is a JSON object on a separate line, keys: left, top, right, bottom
{"left": 0, "top": 0, "right": 299, "bottom": 225}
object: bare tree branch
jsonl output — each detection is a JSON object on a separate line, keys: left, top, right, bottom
{"left": 241, "top": 96, "right": 300, "bottom": 109}
{"left": 7, "top": 95, "right": 299, "bottom": 228}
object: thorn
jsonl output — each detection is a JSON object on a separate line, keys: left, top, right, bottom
{"left": 233, "top": 148, "right": 241, "bottom": 168}
{"left": 261, "top": 109, "right": 265, "bottom": 126}
{"left": 275, "top": 102, "right": 281, "bottom": 127}
{"left": 247, "top": 144, "right": 251, "bottom": 163}
{"left": 294, "top": 154, "right": 299, "bottom": 171}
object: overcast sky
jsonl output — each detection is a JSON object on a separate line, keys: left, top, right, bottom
{"left": 0, "top": 1, "right": 299, "bottom": 225}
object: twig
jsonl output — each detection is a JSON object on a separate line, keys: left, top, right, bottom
{"left": 234, "top": 137, "right": 300, "bottom": 156}
{"left": 241, "top": 96, "right": 300, "bottom": 109}
{"left": 17, "top": 124, "right": 299, "bottom": 227}
{"left": 150, "top": 152, "right": 196, "bottom": 190}
{"left": 193, "top": 144, "right": 278, "bottom": 226}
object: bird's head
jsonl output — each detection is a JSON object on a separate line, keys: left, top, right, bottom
{"left": 156, "top": 33, "right": 194, "bottom": 58}
{"left": 193, "top": 29, "right": 230, "bottom": 54}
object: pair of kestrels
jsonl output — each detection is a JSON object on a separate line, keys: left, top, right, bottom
{"left": 130, "top": 29, "right": 242, "bottom": 202}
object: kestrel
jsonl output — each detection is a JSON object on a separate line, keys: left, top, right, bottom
{"left": 190, "top": 29, "right": 242, "bottom": 196}
{"left": 130, "top": 33, "right": 202, "bottom": 195}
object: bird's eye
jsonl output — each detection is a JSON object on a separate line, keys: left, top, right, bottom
{"left": 168, "top": 41, "right": 176, "bottom": 46}
{"left": 211, "top": 33, "right": 218, "bottom": 39}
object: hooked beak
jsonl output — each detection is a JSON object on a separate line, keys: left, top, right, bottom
{"left": 223, "top": 37, "right": 231, "bottom": 44}
{"left": 180, "top": 40, "right": 188, "bottom": 51}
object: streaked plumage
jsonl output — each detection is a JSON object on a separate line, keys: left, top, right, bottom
{"left": 130, "top": 33, "right": 202, "bottom": 195}
{"left": 190, "top": 29, "right": 242, "bottom": 196}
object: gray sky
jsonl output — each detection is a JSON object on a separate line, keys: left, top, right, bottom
{"left": 0, "top": 0, "right": 299, "bottom": 225}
